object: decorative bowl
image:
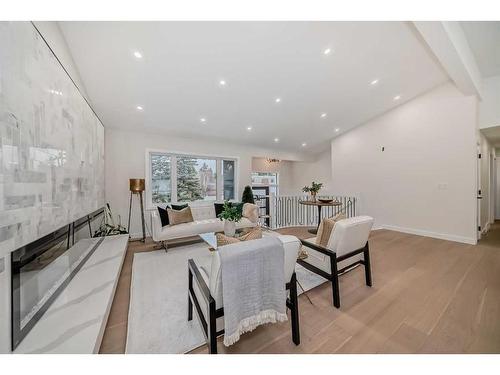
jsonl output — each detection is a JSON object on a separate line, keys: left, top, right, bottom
{"left": 318, "top": 198, "right": 333, "bottom": 203}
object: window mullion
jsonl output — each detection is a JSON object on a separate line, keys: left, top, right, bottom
{"left": 216, "top": 158, "right": 222, "bottom": 201}
{"left": 171, "top": 155, "right": 177, "bottom": 203}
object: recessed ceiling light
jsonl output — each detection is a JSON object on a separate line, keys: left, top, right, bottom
{"left": 246, "top": 126, "right": 252, "bottom": 131}
{"left": 393, "top": 95, "right": 401, "bottom": 101}
{"left": 219, "top": 80, "right": 226, "bottom": 86}
{"left": 133, "top": 51, "right": 143, "bottom": 59}
{"left": 335, "top": 128, "right": 340, "bottom": 132}
{"left": 323, "top": 48, "right": 332, "bottom": 55}
{"left": 275, "top": 98, "right": 281, "bottom": 103}
{"left": 274, "top": 138, "right": 280, "bottom": 143}
{"left": 302, "top": 142, "right": 307, "bottom": 147}
{"left": 200, "top": 118, "right": 207, "bottom": 123}
{"left": 136, "top": 106, "right": 143, "bottom": 111}
{"left": 370, "top": 79, "right": 379, "bottom": 85}
{"left": 321, "top": 113, "right": 327, "bottom": 118}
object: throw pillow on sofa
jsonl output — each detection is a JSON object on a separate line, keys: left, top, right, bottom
{"left": 167, "top": 206, "right": 194, "bottom": 225}
{"left": 157, "top": 206, "right": 170, "bottom": 227}
{"left": 157, "top": 203, "right": 190, "bottom": 227}
{"left": 242, "top": 203, "right": 259, "bottom": 222}
{"left": 171, "top": 203, "right": 188, "bottom": 211}
{"left": 214, "top": 203, "right": 225, "bottom": 217}
{"left": 216, "top": 228, "right": 262, "bottom": 246}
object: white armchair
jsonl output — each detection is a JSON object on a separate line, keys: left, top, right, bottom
{"left": 298, "top": 216, "right": 374, "bottom": 308}
{"left": 187, "top": 235, "right": 301, "bottom": 354}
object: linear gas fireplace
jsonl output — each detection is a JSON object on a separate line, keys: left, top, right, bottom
{"left": 11, "top": 208, "right": 105, "bottom": 350}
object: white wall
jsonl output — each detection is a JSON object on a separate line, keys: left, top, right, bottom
{"left": 330, "top": 83, "right": 478, "bottom": 244}
{"left": 0, "top": 21, "right": 88, "bottom": 354}
{"left": 251, "top": 151, "right": 334, "bottom": 197}
{"left": 251, "top": 158, "right": 295, "bottom": 195}
{"left": 106, "top": 128, "right": 306, "bottom": 236}
{"left": 479, "top": 75, "right": 500, "bottom": 129}
{"left": 288, "top": 149, "right": 333, "bottom": 196}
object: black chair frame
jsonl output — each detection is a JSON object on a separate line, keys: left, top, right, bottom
{"left": 187, "top": 258, "right": 300, "bottom": 354}
{"left": 298, "top": 240, "right": 372, "bottom": 308}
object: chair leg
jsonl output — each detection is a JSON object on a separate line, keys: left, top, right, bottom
{"left": 363, "top": 243, "right": 372, "bottom": 287}
{"left": 330, "top": 254, "right": 341, "bottom": 308}
{"left": 188, "top": 269, "right": 193, "bottom": 321}
{"left": 208, "top": 300, "right": 217, "bottom": 354}
{"left": 289, "top": 273, "right": 300, "bottom": 345}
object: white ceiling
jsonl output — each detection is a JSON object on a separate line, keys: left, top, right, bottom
{"left": 461, "top": 21, "right": 500, "bottom": 79}
{"left": 482, "top": 126, "right": 500, "bottom": 147}
{"left": 60, "top": 21, "right": 448, "bottom": 154}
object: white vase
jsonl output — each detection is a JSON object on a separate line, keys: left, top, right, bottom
{"left": 224, "top": 220, "right": 236, "bottom": 237}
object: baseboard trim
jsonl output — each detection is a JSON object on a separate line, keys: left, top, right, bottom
{"left": 375, "top": 225, "right": 477, "bottom": 245}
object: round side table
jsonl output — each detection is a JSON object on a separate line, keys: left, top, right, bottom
{"left": 299, "top": 200, "right": 342, "bottom": 234}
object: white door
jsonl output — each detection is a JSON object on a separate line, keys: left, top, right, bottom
{"left": 477, "top": 146, "right": 482, "bottom": 240}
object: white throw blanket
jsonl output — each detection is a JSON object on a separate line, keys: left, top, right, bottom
{"left": 218, "top": 236, "right": 288, "bottom": 346}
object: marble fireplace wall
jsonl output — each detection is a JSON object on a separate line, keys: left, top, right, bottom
{"left": 0, "top": 21, "right": 105, "bottom": 256}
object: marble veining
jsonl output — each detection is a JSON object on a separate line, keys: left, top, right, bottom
{"left": 14, "top": 235, "right": 128, "bottom": 354}
{"left": 0, "top": 22, "right": 105, "bottom": 256}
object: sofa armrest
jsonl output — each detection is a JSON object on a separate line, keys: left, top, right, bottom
{"left": 150, "top": 209, "right": 163, "bottom": 242}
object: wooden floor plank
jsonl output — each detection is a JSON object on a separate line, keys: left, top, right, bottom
{"left": 100, "top": 223, "right": 500, "bottom": 354}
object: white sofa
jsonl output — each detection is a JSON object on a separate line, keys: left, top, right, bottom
{"left": 188, "top": 235, "right": 301, "bottom": 353}
{"left": 150, "top": 203, "right": 259, "bottom": 245}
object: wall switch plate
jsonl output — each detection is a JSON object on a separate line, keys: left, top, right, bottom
{"left": 438, "top": 183, "right": 448, "bottom": 190}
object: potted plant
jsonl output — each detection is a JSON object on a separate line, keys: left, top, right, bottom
{"left": 302, "top": 181, "right": 323, "bottom": 202}
{"left": 217, "top": 201, "right": 242, "bottom": 236}
{"left": 241, "top": 185, "right": 255, "bottom": 204}
{"left": 93, "top": 203, "right": 128, "bottom": 237}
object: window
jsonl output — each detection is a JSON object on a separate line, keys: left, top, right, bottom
{"left": 177, "top": 156, "right": 217, "bottom": 201}
{"left": 223, "top": 160, "right": 235, "bottom": 200}
{"left": 151, "top": 153, "right": 171, "bottom": 204}
{"left": 147, "top": 151, "right": 237, "bottom": 207}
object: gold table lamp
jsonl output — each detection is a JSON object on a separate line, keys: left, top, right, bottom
{"left": 127, "top": 178, "right": 146, "bottom": 242}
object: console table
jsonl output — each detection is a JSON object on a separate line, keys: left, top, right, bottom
{"left": 299, "top": 200, "right": 342, "bottom": 235}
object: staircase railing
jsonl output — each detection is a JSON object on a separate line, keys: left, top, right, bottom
{"left": 269, "top": 195, "right": 357, "bottom": 229}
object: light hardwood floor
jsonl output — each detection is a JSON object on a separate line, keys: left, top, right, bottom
{"left": 99, "top": 224, "right": 500, "bottom": 354}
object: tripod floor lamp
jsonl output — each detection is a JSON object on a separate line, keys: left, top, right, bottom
{"left": 127, "top": 178, "right": 146, "bottom": 242}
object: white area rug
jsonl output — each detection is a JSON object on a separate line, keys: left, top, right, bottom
{"left": 125, "top": 241, "right": 325, "bottom": 354}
